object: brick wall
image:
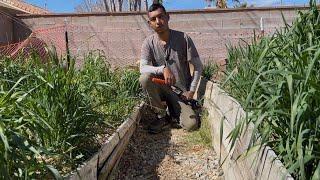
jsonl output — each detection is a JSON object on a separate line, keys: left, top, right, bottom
{"left": 15, "top": 7, "right": 306, "bottom": 67}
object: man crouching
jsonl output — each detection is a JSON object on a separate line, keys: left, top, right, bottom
{"left": 139, "top": 3, "right": 202, "bottom": 134}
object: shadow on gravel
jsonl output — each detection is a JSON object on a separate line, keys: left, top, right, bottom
{"left": 114, "top": 107, "right": 175, "bottom": 180}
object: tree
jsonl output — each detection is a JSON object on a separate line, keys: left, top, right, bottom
{"left": 128, "top": 0, "right": 142, "bottom": 11}
{"left": 206, "top": 0, "right": 213, "bottom": 7}
{"left": 206, "top": 0, "right": 243, "bottom": 8}
{"left": 102, "top": 0, "right": 110, "bottom": 11}
{"left": 233, "top": 1, "right": 251, "bottom": 8}
{"left": 216, "top": 0, "right": 227, "bottom": 8}
{"left": 144, "top": 0, "right": 148, "bottom": 11}
{"left": 76, "top": 0, "right": 143, "bottom": 12}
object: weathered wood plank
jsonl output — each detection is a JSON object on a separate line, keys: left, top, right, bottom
{"left": 116, "top": 118, "right": 134, "bottom": 139}
{"left": 98, "top": 104, "right": 143, "bottom": 169}
{"left": 98, "top": 118, "right": 137, "bottom": 180}
{"left": 67, "top": 103, "right": 144, "bottom": 180}
{"left": 204, "top": 82, "right": 293, "bottom": 180}
{"left": 130, "top": 105, "right": 142, "bottom": 123}
{"left": 97, "top": 133, "right": 120, "bottom": 169}
{"left": 68, "top": 154, "right": 98, "bottom": 180}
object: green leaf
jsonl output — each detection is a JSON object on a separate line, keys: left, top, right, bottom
{"left": 305, "top": 48, "right": 320, "bottom": 85}
{"left": 0, "top": 123, "right": 9, "bottom": 151}
{"left": 286, "top": 74, "right": 293, "bottom": 103}
{"left": 312, "top": 162, "right": 320, "bottom": 180}
{"left": 46, "top": 165, "right": 63, "bottom": 180}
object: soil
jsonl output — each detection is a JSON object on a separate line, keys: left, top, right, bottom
{"left": 114, "top": 111, "right": 224, "bottom": 180}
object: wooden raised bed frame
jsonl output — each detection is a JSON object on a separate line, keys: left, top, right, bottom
{"left": 196, "top": 77, "right": 293, "bottom": 180}
{"left": 67, "top": 102, "right": 144, "bottom": 180}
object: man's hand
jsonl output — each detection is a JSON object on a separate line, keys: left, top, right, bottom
{"left": 163, "top": 67, "right": 176, "bottom": 85}
{"left": 182, "top": 91, "right": 195, "bottom": 101}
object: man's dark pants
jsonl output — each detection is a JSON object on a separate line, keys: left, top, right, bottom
{"left": 139, "top": 73, "right": 198, "bottom": 131}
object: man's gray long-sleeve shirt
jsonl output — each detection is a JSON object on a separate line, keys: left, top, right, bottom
{"left": 140, "top": 29, "right": 202, "bottom": 92}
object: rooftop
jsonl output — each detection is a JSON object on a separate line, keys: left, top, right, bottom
{"left": 0, "top": 0, "right": 49, "bottom": 14}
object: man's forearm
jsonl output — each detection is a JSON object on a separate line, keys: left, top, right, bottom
{"left": 189, "top": 57, "right": 203, "bottom": 92}
{"left": 140, "top": 58, "right": 164, "bottom": 75}
{"left": 140, "top": 64, "right": 165, "bottom": 75}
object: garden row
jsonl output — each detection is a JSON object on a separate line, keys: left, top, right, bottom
{"left": 222, "top": 1, "right": 320, "bottom": 179}
{"left": 3, "top": 2, "right": 320, "bottom": 179}
{"left": 0, "top": 50, "right": 141, "bottom": 179}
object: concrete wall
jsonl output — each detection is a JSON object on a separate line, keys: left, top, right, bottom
{"left": 0, "top": 14, "right": 13, "bottom": 46}
{"left": 14, "top": 7, "right": 306, "bottom": 67}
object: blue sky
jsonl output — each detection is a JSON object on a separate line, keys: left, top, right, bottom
{"left": 25, "top": 0, "right": 310, "bottom": 13}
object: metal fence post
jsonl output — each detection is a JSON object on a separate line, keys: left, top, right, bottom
{"left": 64, "top": 18, "right": 70, "bottom": 69}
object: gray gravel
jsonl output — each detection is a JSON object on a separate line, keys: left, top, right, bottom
{"left": 113, "top": 118, "right": 224, "bottom": 180}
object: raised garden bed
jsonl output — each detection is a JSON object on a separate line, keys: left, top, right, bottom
{"left": 68, "top": 102, "right": 144, "bottom": 179}
{"left": 0, "top": 51, "right": 142, "bottom": 179}
{"left": 64, "top": 79, "right": 294, "bottom": 179}
{"left": 196, "top": 77, "right": 293, "bottom": 180}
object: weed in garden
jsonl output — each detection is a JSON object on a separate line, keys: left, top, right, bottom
{"left": 202, "top": 61, "right": 219, "bottom": 81}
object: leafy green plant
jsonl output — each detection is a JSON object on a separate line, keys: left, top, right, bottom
{"left": 202, "top": 61, "right": 219, "bottom": 80}
{"left": 223, "top": 1, "right": 320, "bottom": 179}
{"left": 78, "top": 51, "right": 142, "bottom": 127}
{"left": 0, "top": 50, "right": 141, "bottom": 179}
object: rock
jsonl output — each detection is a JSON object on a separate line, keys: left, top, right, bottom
{"left": 218, "top": 171, "right": 224, "bottom": 176}
{"left": 215, "top": 176, "right": 225, "bottom": 180}
{"left": 195, "top": 172, "right": 201, "bottom": 178}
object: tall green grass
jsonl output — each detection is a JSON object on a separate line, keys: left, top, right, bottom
{"left": 223, "top": 1, "right": 320, "bottom": 179}
{"left": 202, "top": 61, "right": 219, "bottom": 80}
{"left": 0, "top": 50, "right": 141, "bottom": 179}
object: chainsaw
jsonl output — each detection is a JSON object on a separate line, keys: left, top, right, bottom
{"left": 151, "top": 78, "right": 201, "bottom": 109}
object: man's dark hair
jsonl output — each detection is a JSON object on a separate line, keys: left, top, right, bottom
{"left": 148, "top": 3, "right": 167, "bottom": 14}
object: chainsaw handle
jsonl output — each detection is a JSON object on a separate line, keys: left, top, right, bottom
{"left": 151, "top": 78, "right": 166, "bottom": 85}
{"left": 151, "top": 78, "right": 201, "bottom": 109}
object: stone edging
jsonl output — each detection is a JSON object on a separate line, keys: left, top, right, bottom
{"left": 67, "top": 102, "right": 145, "bottom": 180}
{"left": 196, "top": 77, "right": 293, "bottom": 180}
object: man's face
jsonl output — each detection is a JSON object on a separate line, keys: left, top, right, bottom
{"left": 148, "top": 8, "right": 169, "bottom": 33}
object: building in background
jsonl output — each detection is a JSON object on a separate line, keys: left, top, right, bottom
{"left": 0, "top": 0, "right": 48, "bottom": 45}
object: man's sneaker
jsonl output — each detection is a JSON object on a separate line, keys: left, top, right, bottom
{"left": 170, "top": 118, "right": 182, "bottom": 129}
{"left": 147, "top": 115, "right": 170, "bottom": 134}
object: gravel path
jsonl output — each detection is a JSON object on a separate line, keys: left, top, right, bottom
{"left": 114, "top": 115, "right": 224, "bottom": 180}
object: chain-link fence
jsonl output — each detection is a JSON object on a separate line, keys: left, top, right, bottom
{"left": 1, "top": 9, "right": 297, "bottom": 67}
